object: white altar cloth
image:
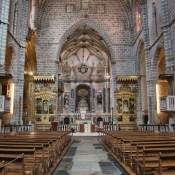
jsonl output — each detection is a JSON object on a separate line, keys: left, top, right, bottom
{"left": 84, "top": 124, "right": 91, "bottom": 133}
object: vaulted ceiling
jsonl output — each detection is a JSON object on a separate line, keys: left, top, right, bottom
{"left": 60, "top": 25, "right": 110, "bottom": 64}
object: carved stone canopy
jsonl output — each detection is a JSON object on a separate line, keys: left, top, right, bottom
{"left": 33, "top": 75, "right": 55, "bottom": 82}
{"left": 116, "top": 76, "right": 138, "bottom": 83}
{"left": 115, "top": 84, "right": 136, "bottom": 94}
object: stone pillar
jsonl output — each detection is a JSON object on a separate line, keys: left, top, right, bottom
{"left": 141, "top": 0, "right": 155, "bottom": 124}
{"left": 30, "top": 0, "right": 38, "bottom": 29}
{"left": 136, "top": 77, "right": 142, "bottom": 125}
{"left": 160, "top": 0, "right": 174, "bottom": 66}
{"left": 0, "top": 0, "right": 10, "bottom": 69}
{"left": 0, "top": 0, "right": 10, "bottom": 127}
{"left": 14, "top": 0, "right": 29, "bottom": 124}
{"left": 103, "top": 88, "right": 106, "bottom": 113}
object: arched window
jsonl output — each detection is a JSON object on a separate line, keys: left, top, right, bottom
{"left": 152, "top": 4, "right": 158, "bottom": 37}
{"left": 134, "top": 1, "right": 142, "bottom": 33}
{"left": 13, "top": 2, "right": 18, "bottom": 36}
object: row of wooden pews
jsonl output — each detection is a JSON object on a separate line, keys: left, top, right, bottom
{"left": 101, "top": 130, "right": 175, "bottom": 175}
{"left": 0, "top": 131, "right": 71, "bottom": 175}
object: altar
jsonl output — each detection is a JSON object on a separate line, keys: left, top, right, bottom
{"left": 80, "top": 124, "right": 95, "bottom": 133}
{"left": 75, "top": 96, "right": 95, "bottom": 132}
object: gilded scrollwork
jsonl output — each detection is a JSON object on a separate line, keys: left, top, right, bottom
{"left": 115, "top": 83, "right": 136, "bottom": 130}
{"left": 34, "top": 84, "right": 57, "bottom": 124}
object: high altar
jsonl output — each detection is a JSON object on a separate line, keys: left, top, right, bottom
{"left": 75, "top": 96, "right": 95, "bottom": 132}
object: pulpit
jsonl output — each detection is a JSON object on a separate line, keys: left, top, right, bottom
{"left": 51, "top": 122, "right": 58, "bottom": 131}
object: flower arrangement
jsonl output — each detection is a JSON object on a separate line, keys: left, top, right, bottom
{"left": 70, "top": 122, "right": 76, "bottom": 132}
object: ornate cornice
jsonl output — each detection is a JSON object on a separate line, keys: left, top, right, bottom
{"left": 116, "top": 76, "right": 138, "bottom": 83}
{"left": 33, "top": 75, "right": 55, "bottom": 82}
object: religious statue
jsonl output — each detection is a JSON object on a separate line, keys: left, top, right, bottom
{"left": 97, "top": 94, "right": 102, "bottom": 105}
{"left": 64, "top": 93, "right": 69, "bottom": 109}
{"left": 123, "top": 100, "right": 129, "bottom": 113}
{"left": 117, "top": 98, "right": 122, "bottom": 113}
{"left": 77, "top": 96, "right": 89, "bottom": 111}
{"left": 97, "top": 93, "right": 102, "bottom": 109}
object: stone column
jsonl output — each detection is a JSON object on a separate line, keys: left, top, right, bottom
{"left": 160, "top": 0, "right": 174, "bottom": 66}
{"left": 30, "top": 0, "right": 38, "bottom": 29}
{"left": 0, "top": 0, "right": 10, "bottom": 69}
{"left": 14, "top": 0, "right": 29, "bottom": 124}
{"left": 141, "top": 0, "right": 156, "bottom": 124}
{"left": 0, "top": 0, "right": 10, "bottom": 128}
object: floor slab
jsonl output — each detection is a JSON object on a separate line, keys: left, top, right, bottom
{"left": 53, "top": 138, "right": 127, "bottom": 175}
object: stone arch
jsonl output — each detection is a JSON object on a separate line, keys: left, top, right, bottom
{"left": 6, "top": 43, "right": 18, "bottom": 81}
{"left": 119, "top": 0, "right": 133, "bottom": 29}
{"left": 5, "top": 43, "right": 16, "bottom": 76}
{"left": 6, "top": 43, "right": 17, "bottom": 57}
{"left": 135, "top": 39, "right": 145, "bottom": 75}
{"left": 136, "top": 40, "right": 148, "bottom": 124}
{"left": 152, "top": 44, "right": 165, "bottom": 81}
{"left": 38, "top": 0, "right": 132, "bottom": 33}
{"left": 55, "top": 19, "right": 115, "bottom": 63}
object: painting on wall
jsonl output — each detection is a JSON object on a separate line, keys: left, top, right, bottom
{"left": 49, "top": 116, "right": 54, "bottom": 122}
{"left": 36, "top": 98, "right": 42, "bottom": 114}
{"left": 49, "top": 98, "right": 54, "bottom": 114}
{"left": 129, "top": 98, "right": 135, "bottom": 114}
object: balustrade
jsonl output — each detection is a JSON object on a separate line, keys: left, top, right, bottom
{"left": 138, "top": 124, "right": 170, "bottom": 132}
{"left": 1, "top": 125, "right": 32, "bottom": 133}
{"left": 0, "top": 95, "right": 10, "bottom": 113}
{"left": 57, "top": 124, "right": 116, "bottom": 131}
{"left": 160, "top": 96, "right": 175, "bottom": 112}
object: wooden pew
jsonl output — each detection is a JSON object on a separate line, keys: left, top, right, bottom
{"left": 0, "top": 153, "right": 33, "bottom": 175}
{"left": 0, "top": 144, "right": 46, "bottom": 174}
{"left": 152, "top": 152, "right": 175, "bottom": 175}
{"left": 137, "top": 147, "right": 175, "bottom": 175}
{"left": 0, "top": 131, "right": 71, "bottom": 175}
{"left": 129, "top": 140, "right": 175, "bottom": 169}
{"left": 101, "top": 131, "right": 175, "bottom": 175}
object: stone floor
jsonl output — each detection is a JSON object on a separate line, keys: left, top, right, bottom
{"left": 53, "top": 138, "right": 127, "bottom": 175}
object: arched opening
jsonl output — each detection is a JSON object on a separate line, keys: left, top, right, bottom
{"left": 58, "top": 25, "right": 112, "bottom": 123}
{"left": 156, "top": 48, "right": 169, "bottom": 124}
{"left": 76, "top": 84, "right": 90, "bottom": 112}
{"left": 64, "top": 117, "right": 70, "bottom": 124}
{"left": 140, "top": 43, "right": 148, "bottom": 124}
{"left": 97, "top": 117, "right": 103, "bottom": 126}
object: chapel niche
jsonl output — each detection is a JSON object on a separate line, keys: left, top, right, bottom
{"left": 34, "top": 83, "right": 57, "bottom": 128}
{"left": 76, "top": 85, "right": 90, "bottom": 112}
{"left": 115, "top": 76, "right": 138, "bottom": 131}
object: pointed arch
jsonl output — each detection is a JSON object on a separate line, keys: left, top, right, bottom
{"left": 135, "top": 38, "right": 144, "bottom": 75}
{"left": 152, "top": 44, "right": 165, "bottom": 81}
{"left": 55, "top": 19, "right": 115, "bottom": 63}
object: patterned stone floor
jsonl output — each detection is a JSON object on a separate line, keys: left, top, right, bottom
{"left": 53, "top": 138, "right": 127, "bottom": 175}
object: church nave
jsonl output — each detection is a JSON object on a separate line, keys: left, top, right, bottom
{"left": 53, "top": 138, "right": 127, "bottom": 175}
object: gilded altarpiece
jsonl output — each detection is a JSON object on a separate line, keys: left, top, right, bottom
{"left": 115, "top": 84, "right": 136, "bottom": 130}
{"left": 34, "top": 84, "right": 57, "bottom": 126}
{"left": 24, "top": 75, "right": 35, "bottom": 123}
